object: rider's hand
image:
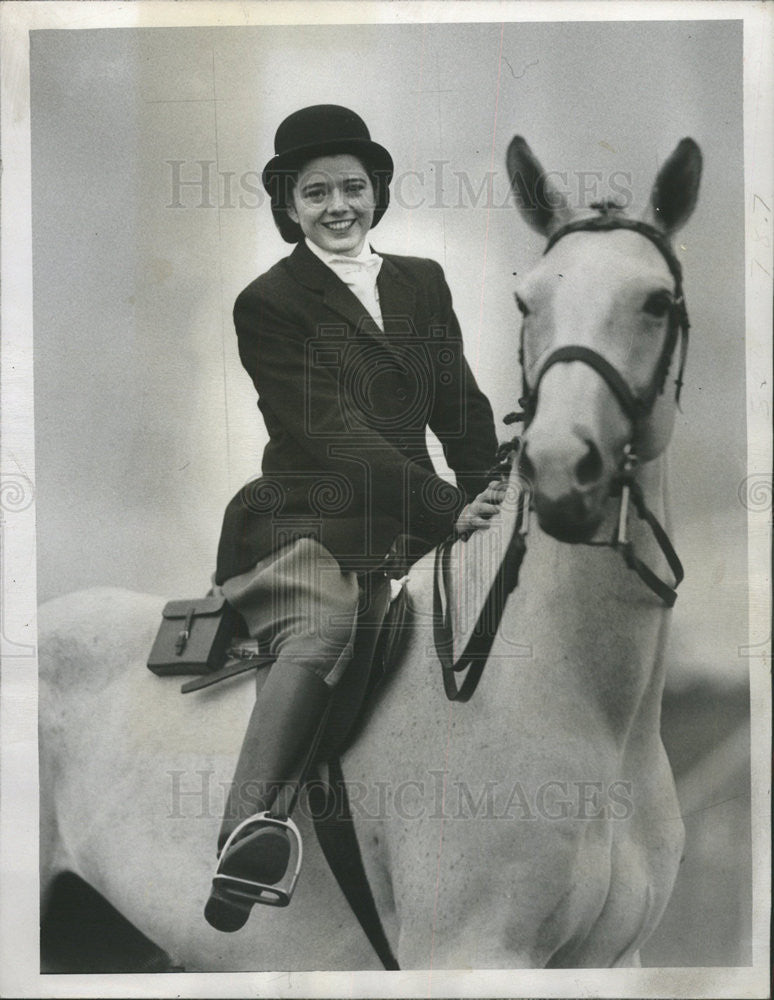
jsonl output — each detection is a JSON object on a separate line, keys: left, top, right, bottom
{"left": 454, "top": 480, "right": 508, "bottom": 536}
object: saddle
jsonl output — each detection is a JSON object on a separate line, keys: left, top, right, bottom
{"left": 144, "top": 524, "right": 521, "bottom": 966}
{"left": 146, "top": 566, "right": 409, "bottom": 948}
{"left": 148, "top": 569, "right": 411, "bottom": 759}
{"left": 319, "top": 571, "right": 407, "bottom": 758}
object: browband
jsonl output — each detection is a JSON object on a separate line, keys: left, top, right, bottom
{"left": 544, "top": 215, "right": 685, "bottom": 290}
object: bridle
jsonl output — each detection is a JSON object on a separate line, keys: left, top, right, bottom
{"left": 518, "top": 213, "right": 691, "bottom": 436}
{"left": 434, "top": 213, "right": 689, "bottom": 702}
{"left": 521, "top": 212, "right": 689, "bottom": 594}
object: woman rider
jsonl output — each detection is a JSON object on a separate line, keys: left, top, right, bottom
{"left": 206, "top": 105, "right": 503, "bottom": 930}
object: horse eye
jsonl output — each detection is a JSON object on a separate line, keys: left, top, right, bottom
{"left": 515, "top": 294, "right": 530, "bottom": 317}
{"left": 643, "top": 291, "right": 673, "bottom": 318}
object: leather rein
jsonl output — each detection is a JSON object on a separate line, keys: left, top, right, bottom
{"left": 434, "top": 214, "right": 689, "bottom": 702}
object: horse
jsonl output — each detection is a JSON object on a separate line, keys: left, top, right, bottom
{"left": 38, "top": 134, "right": 702, "bottom": 971}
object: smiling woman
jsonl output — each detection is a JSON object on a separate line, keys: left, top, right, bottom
{"left": 288, "top": 156, "right": 376, "bottom": 255}
{"left": 205, "top": 104, "right": 501, "bottom": 929}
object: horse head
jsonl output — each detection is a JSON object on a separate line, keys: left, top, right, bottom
{"left": 506, "top": 137, "right": 702, "bottom": 543}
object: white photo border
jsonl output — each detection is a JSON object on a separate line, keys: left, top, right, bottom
{"left": 1, "top": 1, "right": 771, "bottom": 997}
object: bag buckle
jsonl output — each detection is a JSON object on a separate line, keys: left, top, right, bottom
{"left": 175, "top": 607, "right": 195, "bottom": 655}
{"left": 227, "top": 639, "right": 262, "bottom": 659}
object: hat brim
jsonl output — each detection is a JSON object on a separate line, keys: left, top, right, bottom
{"left": 262, "top": 138, "right": 394, "bottom": 191}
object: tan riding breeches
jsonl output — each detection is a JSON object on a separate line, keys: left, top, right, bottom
{"left": 220, "top": 537, "right": 360, "bottom": 687}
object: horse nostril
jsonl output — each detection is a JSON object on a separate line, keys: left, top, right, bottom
{"left": 575, "top": 440, "right": 603, "bottom": 487}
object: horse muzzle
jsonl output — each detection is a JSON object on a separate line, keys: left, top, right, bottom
{"left": 519, "top": 434, "right": 611, "bottom": 543}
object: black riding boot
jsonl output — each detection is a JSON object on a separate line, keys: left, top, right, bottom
{"left": 204, "top": 661, "right": 330, "bottom": 931}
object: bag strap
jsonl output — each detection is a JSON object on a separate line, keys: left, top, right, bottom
{"left": 180, "top": 653, "right": 273, "bottom": 693}
{"left": 309, "top": 758, "right": 400, "bottom": 971}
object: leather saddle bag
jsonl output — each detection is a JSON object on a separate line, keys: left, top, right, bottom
{"left": 147, "top": 595, "right": 246, "bottom": 676}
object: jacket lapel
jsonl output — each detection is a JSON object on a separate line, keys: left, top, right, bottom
{"left": 286, "top": 241, "right": 373, "bottom": 332}
{"left": 287, "top": 242, "right": 418, "bottom": 355}
{"left": 377, "top": 254, "right": 417, "bottom": 342}
{"left": 323, "top": 280, "right": 377, "bottom": 338}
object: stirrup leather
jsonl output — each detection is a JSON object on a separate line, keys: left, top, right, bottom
{"left": 213, "top": 812, "right": 303, "bottom": 908}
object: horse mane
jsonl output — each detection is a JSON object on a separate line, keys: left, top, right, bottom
{"left": 589, "top": 198, "right": 628, "bottom": 216}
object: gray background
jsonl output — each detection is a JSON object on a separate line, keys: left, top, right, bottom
{"left": 31, "top": 21, "right": 750, "bottom": 965}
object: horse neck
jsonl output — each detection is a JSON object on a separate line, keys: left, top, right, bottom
{"left": 453, "top": 454, "right": 674, "bottom": 746}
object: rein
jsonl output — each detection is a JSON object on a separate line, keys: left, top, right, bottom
{"left": 611, "top": 460, "right": 684, "bottom": 607}
{"left": 434, "top": 214, "right": 688, "bottom": 702}
{"left": 433, "top": 487, "right": 529, "bottom": 702}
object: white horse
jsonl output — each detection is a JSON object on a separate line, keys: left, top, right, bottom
{"left": 38, "top": 135, "right": 702, "bottom": 971}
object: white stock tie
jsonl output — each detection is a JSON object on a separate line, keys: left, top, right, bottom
{"left": 327, "top": 253, "right": 384, "bottom": 330}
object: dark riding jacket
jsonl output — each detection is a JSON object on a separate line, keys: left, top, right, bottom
{"left": 215, "top": 241, "right": 497, "bottom": 584}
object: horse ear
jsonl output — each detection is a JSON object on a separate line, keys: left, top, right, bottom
{"left": 645, "top": 138, "right": 702, "bottom": 235}
{"left": 507, "top": 136, "right": 572, "bottom": 236}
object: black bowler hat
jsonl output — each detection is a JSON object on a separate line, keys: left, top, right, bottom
{"left": 262, "top": 105, "right": 394, "bottom": 243}
{"left": 262, "top": 105, "right": 393, "bottom": 190}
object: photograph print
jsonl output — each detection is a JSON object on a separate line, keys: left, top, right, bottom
{"left": 0, "top": 3, "right": 770, "bottom": 996}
